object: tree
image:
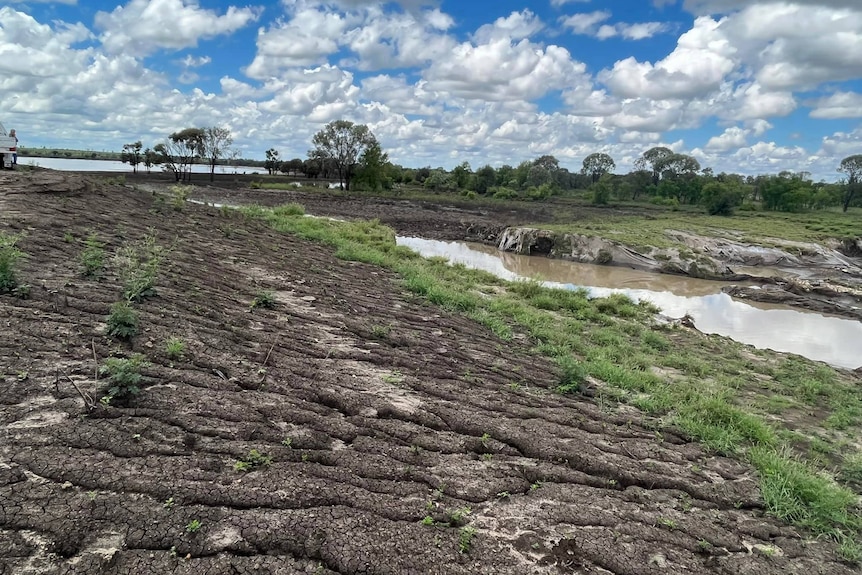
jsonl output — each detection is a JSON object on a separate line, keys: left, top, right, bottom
{"left": 353, "top": 140, "right": 390, "bottom": 191}
{"left": 656, "top": 153, "right": 700, "bottom": 180}
{"left": 265, "top": 148, "right": 280, "bottom": 175}
{"left": 452, "top": 161, "right": 472, "bottom": 189}
{"left": 201, "top": 126, "right": 233, "bottom": 182}
{"left": 838, "top": 155, "right": 862, "bottom": 212}
{"left": 142, "top": 147, "right": 159, "bottom": 173}
{"left": 581, "top": 153, "right": 615, "bottom": 184}
{"left": 121, "top": 141, "right": 142, "bottom": 173}
{"left": 635, "top": 146, "right": 674, "bottom": 185}
{"left": 154, "top": 140, "right": 182, "bottom": 181}
{"left": 309, "top": 120, "right": 377, "bottom": 191}
{"left": 474, "top": 165, "right": 496, "bottom": 194}
{"left": 168, "top": 128, "right": 204, "bottom": 181}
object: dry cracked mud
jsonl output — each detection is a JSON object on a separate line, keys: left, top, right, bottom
{"left": 0, "top": 171, "right": 856, "bottom": 574}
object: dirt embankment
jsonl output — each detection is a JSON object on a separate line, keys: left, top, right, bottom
{"left": 1, "top": 171, "right": 857, "bottom": 574}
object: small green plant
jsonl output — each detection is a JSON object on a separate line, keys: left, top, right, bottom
{"left": 420, "top": 515, "right": 434, "bottom": 526}
{"left": 185, "top": 519, "right": 201, "bottom": 533}
{"left": 170, "top": 185, "right": 192, "bottom": 211}
{"left": 281, "top": 437, "right": 293, "bottom": 448}
{"left": 87, "top": 491, "right": 98, "bottom": 501}
{"left": 79, "top": 232, "right": 105, "bottom": 278}
{"left": 251, "top": 289, "right": 276, "bottom": 310}
{"left": 106, "top": 301, "right": 139, "bottom": 340}
{"left": 370, "top": 323, "right": 393, "bottom": 339}
{"left": 0, "top": 232, "right": 25, "bottom": 294}
{"left": 63, "top": 231, "right": 75, "bottom": 243}
{"left": 449, "top": 506, "right": 472, "bottom": 526}
{"left": 164, "top": 336, "right": 186, "bottom": 360}
{"left": 115, "top": 231, "right": 168, "bottom": 302}
{"left": 657, "top": 517, "right": 678, "bottom": 530}
{"left": 458, "top": 526, "right": 477, "bottom": 553}
{"left": 233, "top": 449, "right": 273, "bottom": 472}
{"left": 164, "top": 497, "right": 175, "bottom": 509}
{"left": 99, "top": 354, "right": 149, "bottom": 404}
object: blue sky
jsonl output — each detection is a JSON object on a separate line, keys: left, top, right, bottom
{"left": 2, "top": 0, "right": 862, "bottom": 179}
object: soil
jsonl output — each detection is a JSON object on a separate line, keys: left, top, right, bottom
{"left": 0, "top": 171, "right": 857, "bottom": 574}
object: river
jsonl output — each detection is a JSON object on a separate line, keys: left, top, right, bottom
{"left": 397, "top": 237, "right": 862, "bottom": 370}
{"left": 19, "top": 157, "right": 263, "bottom": 174}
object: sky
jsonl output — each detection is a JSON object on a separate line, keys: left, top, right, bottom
{"left": 1, "top": 0, "right": 861, "bottom": 179}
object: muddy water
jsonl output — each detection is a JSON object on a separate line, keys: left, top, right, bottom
{"left": 397, "top": 237, "right": 862, "bottom": 370}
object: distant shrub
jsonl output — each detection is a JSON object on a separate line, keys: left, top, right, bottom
{"left": 490, "top": 186, "right": 518, "bottom": 200}
{"left": 273, "top": 203, "right": 305, "bottom": 217}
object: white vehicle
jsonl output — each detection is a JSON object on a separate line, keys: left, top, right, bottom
{"left": 0, "top": 122, "right": 18, "bottom": 169}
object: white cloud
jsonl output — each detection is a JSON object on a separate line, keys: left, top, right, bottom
{"left": 705, "top": 126, "right": 748, "bottom": 151}
{"left": 550, "top": 0, "right": 591, "bottom": 7}
{"left": 559, "top": 11, "right": 611, "bottom": 35}
{"left": 95, "top": 0, "right": 261, "bottom": 57}
{"left": 473, "top": 10, "right": 543, "bottom": 44}
{"left": 599, "top": 17, "right": 735, "bottom": 99}
{"left": 808, "top": 92, "right": 862, "bottom": 119}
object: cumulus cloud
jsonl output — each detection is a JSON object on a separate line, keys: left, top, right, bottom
{"left": 705, "top": 126, "right": 748, "bottom": 151}
{"left": 808, "top": 92, "right": 862, "bottom": 119}
{"left": 559, "top": 11, "right": 611, "bottom": 35}
{"left": 599, "top": 17, "right": 735, "bottom": 99}
{"left": 95, "top": 0, "right": 261, "bottom": 56}
{"left": 473, "top": 10, "right": 543, "bottom": 44}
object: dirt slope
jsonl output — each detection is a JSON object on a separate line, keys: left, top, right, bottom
{"left": 0, "top": 172, "right": 854, "bottom": 574}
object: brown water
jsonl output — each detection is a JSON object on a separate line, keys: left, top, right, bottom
{"left": 397, "top": 237, "right": 862, "bottom": 370}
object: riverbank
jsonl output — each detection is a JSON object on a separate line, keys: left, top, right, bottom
{"left": 2, "top": 171, "right": 860, "bottom": 572}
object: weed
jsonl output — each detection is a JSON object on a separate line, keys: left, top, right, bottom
{"left": 370, "top": 323, "right": 393, "bottom": 339}
{"left": 458, "top": 526, "right": 477, "bottom": 553}
{"left": 115, "top": 232, "right": 168, "bottom": 302}
{"left": 382, "top": 371, "right": 403, "bottom": 385}
{"left": 657, "top": 517, "right": 678, "bottom": 530}
{"left": 556, "top": 355, "right": 586, "bottom": 394}
{"left": 164, "top": 336, "right": 186, "bottom": 360}
{"left": 281, "top": 437, "right": 293, "bottom": 448}
{"left": 170, "top": 185, "right": 192, "bottom": 210}
{"left": 421, "top": 516, "right": 434, "bottom": 526}
{"left": 273, "top": 203, "right": 305, "bottom": 216}
{"left": 164, "top": 497, "right": 175, "bottom": 509}
{"left": 99, "top": 354, "right": 149, "bottom": 404}
{"left": 87, "top": 491, "right": 98, "bottom": 501}
{"left": 63, "top": 231, "right": 75, "bottom": 243}
{"left": 233, "top": 449, "right": 273, "bottom": 472}
{"left": 251, "top": 289, "right": 276, "bottom": 310}
{"left": 496, "top": 491, "right": 511, "bottom": 499}
{"left": 185, "top": 519, "right": 201, "bottom": 533}
{"left": 80, "top": 232, "right": 105, "bottom": 278}
{"left": 697, "top": 539, "right": 712, "bottom": 552}
{"left": 449, "top": 506, "right": 472, "bottom": 526}
{"left": 0, "top": 232, "right": 25, "bottom": 294}
{"left": 106, "top": 301, "right": 139, "bottom": 340}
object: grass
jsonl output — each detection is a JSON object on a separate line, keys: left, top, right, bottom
{"left": 534, "top": 207, "right": 862, "bottom": 251}
{"left": 79, "top": 232, "right": 105, "bottom": 278}
{"left": 241, "top": 202, "right": 862, "bottom": 561}
{"left": 0, "top": 231, "right": 25, "bottom": 293}
{"left": 164, "top": 336, "right": 186, "bottom": 360}
{"left": 115, "top": 231, "right": 169, "bottom": 302}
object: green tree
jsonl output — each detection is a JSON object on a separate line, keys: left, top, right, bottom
{"left": 474, "top": 165, "right": 496, "bottom": 194}
{"left": 354, "top": 140, "right": 390, "bottom": 191}
{"left": 452, "top": 161, "right": 472, "bottom": 189}
{"left": 201, "top": 126, "right": 233, "bottom": 182}
{"left": 581, "top": 153, "right": 616, "bottom": 184}
{"left": 838, "top": 155, "right": 862, "bottom": 212}
{"left": 310, "top": 120, "right": 377, "bottom": 191}
{"left": 121, "top": 141, "right": 142, "bottom": 173}
{"left": 166, "top": 128, "right": 204, "bottom": 182}
{"left": 142, "top": 148, "right": 159, "bottom": 173}
{"left": 265, "top": 148, "right": 280, "bottom": 175}
{"left": 700, "top": 181, "right": 744, "bottom": 216}
{"left": 635, "top": 146, "right": 674, "bottom": 185}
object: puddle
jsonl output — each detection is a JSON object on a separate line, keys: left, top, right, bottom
{"left": 397, "top": 237, "right": 862, "bottom": 370}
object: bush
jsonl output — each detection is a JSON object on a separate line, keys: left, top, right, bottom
{"left": 115, "top": 232, "right": 168, "bottom": 302}
{"left": 490, "top": 186, "right": 518, "bottom": 200}
{"left": 106, "top": 301, "right": 139, "bottom": 339}
{"left": 251, "top": 289, "right": 277, "bottom": 309}
{"left": 170, "top": 185, "right": 192, "bottom": 210}
{"left": 100, "top": 354, "right": 149, "bottom": 404}
{"left": 0, "top": 232, "right": 25, "bottom": 294}
{"left": 79, "top": 232, "right": 105, "bottom": 278}
{"left": 233, "top": 449, "right": 273, "bottom": 472}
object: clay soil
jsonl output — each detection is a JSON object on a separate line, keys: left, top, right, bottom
{"left": 0, "top": 171, "right": 856, "bottom": 574}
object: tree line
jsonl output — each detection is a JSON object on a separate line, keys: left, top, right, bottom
{"left": 125, "top": 120, "right": 862, "bottom": 215}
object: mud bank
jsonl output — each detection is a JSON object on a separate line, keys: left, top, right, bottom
{"left": 1, "top": 171, "right": 858, "bottom": 573}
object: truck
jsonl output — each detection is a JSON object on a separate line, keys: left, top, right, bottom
{"left": 0, "top": 122, "right": 18, "bottom": 169}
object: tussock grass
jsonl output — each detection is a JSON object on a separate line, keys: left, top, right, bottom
{"left": 243, "top": 203, "right": 862, "bottom": 561}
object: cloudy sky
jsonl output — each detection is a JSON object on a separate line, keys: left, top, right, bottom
{"left": 2, "top": 0, "right": 861, "bottom": 178}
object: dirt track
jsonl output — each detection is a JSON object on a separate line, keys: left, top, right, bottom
{"left": 0, "top": 172, "right": 856, "bottom": 574}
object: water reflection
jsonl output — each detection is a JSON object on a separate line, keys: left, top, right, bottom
{"left": 397, "top": 237, "right": 862, "bottom": 370}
